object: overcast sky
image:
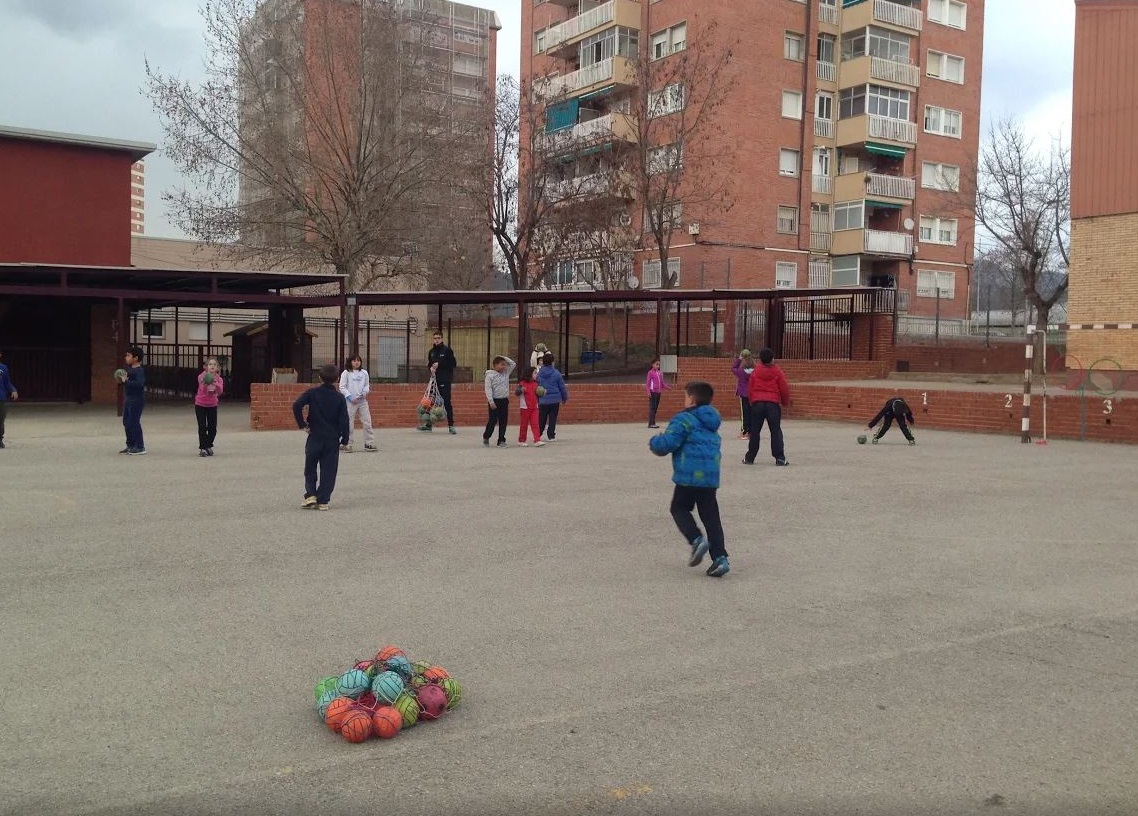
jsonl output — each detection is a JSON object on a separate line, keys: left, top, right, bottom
{"left": 0, "top": 0, "right": 1076, "bottom": 238}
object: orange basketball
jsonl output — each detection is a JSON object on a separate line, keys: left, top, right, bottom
{"left": 340, "top": 710, "right": 373, "bottom": 743}
{"left": 423, "top": 666, "right": 449, "bottom": 683}
{"left": 375, "top": 645, "right": 406, "bottom": 662}
{"left": 420, "top": 397, "right": 433, "bottom": 409}
{"left": 371, "top": 706, "right": 403, "bottom": 739}
{"left": 324, "top": 697, "right": 355, "bottom": 732}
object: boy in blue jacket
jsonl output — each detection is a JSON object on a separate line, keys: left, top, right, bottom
{"left": 536, "top": 353, "right": 569, "bottom": 442}
{"left": 649, "top": 381, "right": 729, "bottom": 577}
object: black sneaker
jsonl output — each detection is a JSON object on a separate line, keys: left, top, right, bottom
{"left": 128, "top": 448, "right": 148, "bottom": 456}
{"left": 688, "top": 536, "right": 709, "bottom": 567}
{"left": 119, "top": 447, "right": 131, "bottom": 454}
{"left": 496, "top": 440, "right": 507, "bottom": 448}
{"left": 199, "top": 449, "right": 208, "bottom": 457}
{"left": 706, "top": 556, "right": 731, "bottom": 577}
{"left": 206, "top": 448, "right": 215, "bottom": 456}
{"left": 482, "top": 438, "right": 490, "bottom": 447}
{"left": 775, "top": 459, "right": 789, "bottom": 466}
{"left": 0, "top": 440, "right": 5, "bottom": 449}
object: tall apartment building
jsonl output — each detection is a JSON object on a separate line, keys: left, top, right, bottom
{"left": 130, "top": 161, "right": 145, "bottom": 235}
{"left": 240, "top": 0, "right": 500, "bottom": 285}
{"left": 1067, "top": 0, "right": 1138, "bottom": 372}
{"left": 522, "top": 0, "right": 984, "bottom": 324}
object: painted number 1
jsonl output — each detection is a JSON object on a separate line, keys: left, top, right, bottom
{"left": 921, "top": 392, "right": 928, "bottom": 406}
{"left": 1005, "top": 394, "right": 1013, "bottom": 409}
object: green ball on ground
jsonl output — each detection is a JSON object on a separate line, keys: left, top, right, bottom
{"left": 857, "top": 435, "right": 868, "bottom": 445}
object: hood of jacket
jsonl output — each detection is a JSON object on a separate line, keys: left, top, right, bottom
{"left": 688, "top": 403, "right": 722, "bottom": 432}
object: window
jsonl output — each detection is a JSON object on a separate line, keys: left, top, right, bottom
{"left": 839, "top": 86, "right": 865, "bottom": 119}
{"left": 775, "top": 262, "right": 798, "bottom": 289}
{"left": 928, "top": 0, "right": 967, "bottom": 29}
{"left": 187, "top": 323, "right": 209, "bottom": 342}
{"left": 645, "top": 201, "right": 683, "bottom": 232}
{"left": 776, "top": 206, "right": 799, "bottom": 234}
{"left": 648, "top": 83, "right": 685, "bottom": 117}
{"left": 779, "top": 148, "right": 800, "bottom": 177}
{"left": 924, "top": 105, "right": 962, "bottom": 137}
{"left": 651, "top": 22, "right": 686, "bottom": 59}
{"left": 817, "top": 33, "right": 836, "bottom": 65}
{"left": 921, "top": 161, "right": 961, "bottom": 191}
{"left": 784, "top": 32, "right": 805, "bottom": 61}
{"left": 916, "top": 269, "right": 956, "bottom": 298}
{"left": 927, "top": 50, "right": 965, "bottom": 83}
{"left": 141, "top": 321, "right": 164, "bottom": 339}
{"left": 815, "top": 91, "right": 833, "bottom": 121}
{"left": 833, "top": 201, "right": 865, "bottom": 231}
{"left": 642, "top": 257, "right": 681, "bottom": 288}
{"left": 647, "top": 142, "right": 684, "bottom": 174}
{"left": 782, "top": 90, "right": 803, "bottom": 119}
{"left": 831, "top": 256, "right": 861, "bottom": 286}
{"left": 841, "top": 26, "right": 911, "bottom": 63}
{"left": 813, "top": 147, "right": 831, "bottom": 178}
{"left": 867, "top": 84, "right": 910, "bottom": 119}
{"left": 919, "top": 215, "right": 958, "bottom": 245}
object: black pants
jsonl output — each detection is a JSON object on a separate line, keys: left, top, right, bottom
{"left": 483, "top": 397, "right": 509, "bottom": 442}
{"left": 304, "top": 435, "right": 340, "bottom": 503}
{"left": 437, "top": 381, "right": 454, "bottom": 426}
{"left": 648, "top": 392, "right": 661, "bottom": 426}
{"left": 538, "top": 402, "right": 561, "bottom": 440}
{"left": 744, "top": 401, "right": 785, "bottom": 463}
{"left": 739, "top": 397, "right": 751, "bottom": 434}
{"left": 195, "top": 405, "right": 218, "bottom": 449}
{"left": 123, "top": 399, "right": 145, "bottom": 450}
{"left": 875, "top": 414, "right": 914, "bottom": 441}
{"left": 670, "top": 485, "right": 727, "bottom": 560}
{"left": 0, "top": 400, "right": 7, "bottom": 441}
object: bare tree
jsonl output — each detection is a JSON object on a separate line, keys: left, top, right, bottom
{"left": 968, "top": 117, "right": 1070, "bottom": 360}
{"left": 145, "top": 0, "right": 488, "bottom": 297}
{"left": 626, "top": 22, "right": 738, "bottom": 291}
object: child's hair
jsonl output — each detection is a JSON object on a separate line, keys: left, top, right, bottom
{"left": 685, "top": 381, "right": 714, "bottom": 406}
{"left": 651, "top": 357, "right": 661, "bottom": 365}
{"left": 492, "top": 355, "right": 507, "bottom": 367}
{"left": 318, "top": 363, "right": 339, "bottom": 384}
{"left": 431, "top": 330, "right": 443, "bottom": 338}
{"left": 759, "top": 348, "right": 774, "bottom": 365}
{"left": 205, "top": 357, "right": 219, "bottom": 368}
{"left": 542, "top": 352, "right": 554, "bottom": 366}
{"left": 128, "top": 346, "right": 144, "bottom": 362}
{"left": 520, "top": 366, "right": 536, "bottom": 382}
{"left": 346, "top": 354, "right": 363, "bottom": 369}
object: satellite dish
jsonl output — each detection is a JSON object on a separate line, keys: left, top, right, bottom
{"left": 903, "top": 217, "right": 915, "bottom": 231}
{"left": 627, "top": 275, "right": 641, "bottom": 289}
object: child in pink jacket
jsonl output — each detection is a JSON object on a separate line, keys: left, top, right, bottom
{"left": 646, "top": 357, "right": 671, "bottom": 428}
{"left": 194, "top": 357, "right": 225, "bottom": 457}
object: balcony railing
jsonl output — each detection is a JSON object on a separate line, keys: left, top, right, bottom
{"left": 808, "top": 260, "right": 832, "bottom": 287}
{"left": 543, "top": 0, "right": 620, "bottom": 51}
{"left": 812, "top": 175, "right": 833, "bottom": 195}
{"left": 546, "top": 171, "right": 630, "bottom": 202}
{"left": 865, "top": 173, "right": 915, "bottom": 199}
{"left": 867, "top": 114, "right": 917, "bottom": 144}
{"left": 869, "top": 56, "right": 920, "bottom": 86}
{"left": 874, "top": 0, "right": 923, "bottom": 31}
{"left": 810, "top": 232, "right": 833, "bottom": 252}
{"left": 539, "top": 113, "right": 634, "bottom": 151}
{"left": 814, "top": 118, "right": 835, "bottom": 139}
{"left": 864, "top": 229, "right": 913, "bottom": 255}
{"left": 533, "top": 57, "right": 630, "bottom": 102}
{"left": 819, "top": 2, "right": 839, "bottom": 25}
{"left": 816, "top": 60, "right": 836, "bottom": 83}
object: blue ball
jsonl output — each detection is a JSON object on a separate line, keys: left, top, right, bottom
{"left": 316, "top": 688, "right": 338, "bottom": 718}
{"left": 336, "top": 668, "right": 371, "bottom": 699}
{"left": 371, "top": 670, "right": 405, "bottom": 704}
{"left": 383, "top": 655, "right": 413, "bottom": 682}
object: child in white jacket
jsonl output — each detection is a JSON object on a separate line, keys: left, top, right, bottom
{"left": 338, "top": 355, "right": 376, "bottom": 452}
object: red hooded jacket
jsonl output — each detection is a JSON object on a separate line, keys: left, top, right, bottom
{"left": 747, "top": 362, "right": 790, "bottom": 406}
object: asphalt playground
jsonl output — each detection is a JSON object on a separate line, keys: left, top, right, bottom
{"left": 1, "top": 403, "right": 1136, "bottom": 816}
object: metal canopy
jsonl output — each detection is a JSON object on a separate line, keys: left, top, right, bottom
{"left": 865, "top": 142, "right": 908, "bottom": 159}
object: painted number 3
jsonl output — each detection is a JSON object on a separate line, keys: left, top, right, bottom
{"left": 1004, "top": 394, "right": 1013, "bottom": 409}
{"left": 1104, "top": 399, "right": 1113, "bottom": 415}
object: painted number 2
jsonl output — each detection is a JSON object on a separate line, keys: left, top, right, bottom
{"left": 1104, "top": 399, "right": 1113, "bottom": 415}
{"left": 1004, "top": 394, "right": 1013, "bottom": 409}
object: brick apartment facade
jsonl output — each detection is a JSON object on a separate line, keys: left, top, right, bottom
{"left": 521, "top": 0, "right": 984, "bottom": 325}
{"left": 1067, "top": 0, "right": 1138, "bottom": 372}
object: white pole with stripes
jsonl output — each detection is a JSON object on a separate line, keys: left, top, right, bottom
{"left": 1021, "top": 326, "right": 1033, "bottom": 443}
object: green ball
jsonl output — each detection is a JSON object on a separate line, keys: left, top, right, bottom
{"left": 314, "top": 676, "right": 338, "bottom": 702}
{"left": 113, "top": 368, "right": 126, "bottom": 382}
{"left": 535, "top": 386, "right": 547, "bottom": 397}
{"left": 412, "top": 660, "right": 431, "bottom": 675}
{"left": 393, "top": 691, "right": 421, "bottom": 728}
{"left": 857, "top": 435, "right": 868, "bottom": 445}
{"left": 439, "top": 677, "right": 463, "bottom": 710}
{"left": 203, "top": 372, "right": 215, "bottom": 385}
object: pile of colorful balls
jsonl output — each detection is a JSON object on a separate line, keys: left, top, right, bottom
{"left": 314, "top": 645, "right": 462, "bottom": 743}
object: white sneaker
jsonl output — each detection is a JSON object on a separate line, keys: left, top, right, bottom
{"left": 534, "top": 441, "right": 546, "bottom": 447}
{"left": 519, "top": 442, "right": 529, "bottom": 447}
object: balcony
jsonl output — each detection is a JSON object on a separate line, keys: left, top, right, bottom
{"left": 836, "top": 113, "right": 917, "bottom": 148}
{"left": 840, "top": 0, "right": 923, "bottom": 33}
{"left": 540, "top": 112, "right": 637, "bottom": 153}
{"left": 810, "top": 231, "right": 833, "bottom": 252}
{"left": 812, "top": 175, "right": 833, "bottom": 195}
{"left": 838, "top": 54, "right": 919, "bottom": 88}
{"left": 543, "top": 0, "right": 641, "bottom": 56}
{"left": 814, "top": 118, "right": 835, "bottom": 139}
{"left": 832, "top": 227, "right": 913, "bottom": 256}
{"left": 816, "top": 60, "right": 836, "bottom": 83}
{"left": 834, "top": 171, "right": 915, "bottom": 202}
{"left": 545, "top": 171, "right": 634, "bottom": 202}
{"left": 533, "top": 55, "right": 637, "bottom": 102}
{"left": 819, "top": 1, "right": 839, "bottom": 26}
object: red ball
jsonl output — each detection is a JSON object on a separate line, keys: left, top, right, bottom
{"left": 356, "top": 691, "right": 377, "bottom": 711}
{"left": 423, "top": 666, "right": 449, "bottom": 683}
{"left": 340, "top": 710, "right": 373, "bottom": 743}
{"left": 371, "top": 706, "right": 403, "bottom": 739}
{"left": 354, "top": 659, "right": 375, "bottom": 673}
{"left": 324, "top": 697, "right": 355, "bottom": 732}
{"left": 416, "top": 684, "right": 448, "bottom": 721}
{"left": 375, "top": 645, "right": 406, "bottom": 662}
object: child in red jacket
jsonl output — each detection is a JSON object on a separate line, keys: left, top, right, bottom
{"left": 743, "top": 348, "right": 791, "bottom": 466}
{"left": 516, "top": 367, "right": 545, "bottom": 447}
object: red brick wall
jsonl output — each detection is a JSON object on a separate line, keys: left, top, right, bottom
{"left": 894, "top": 339, "right": 1038, "bottom": 374}
{"left": 90, "top": 304, "right": 121, "bottom": 407}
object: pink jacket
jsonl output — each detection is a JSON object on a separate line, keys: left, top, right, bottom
{"left": 194, "top": 372, "right": 225, "bottom": 408}
{"left": 646, "top": 367, "right": 669, "bottom": 395}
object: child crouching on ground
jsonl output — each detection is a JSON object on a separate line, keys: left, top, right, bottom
{"left": 648, "top": 381, "right": 730, "bottom": 577}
